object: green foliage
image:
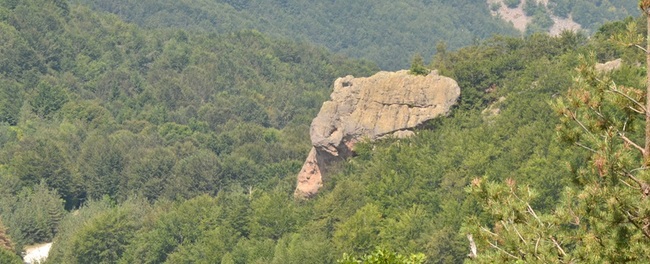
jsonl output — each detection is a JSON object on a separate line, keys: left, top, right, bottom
{"left": 47, "top": 197, "right": 148, "bottom": 264}
{"left": 0, "top": 182, "right": 65, "bottom": 250}
{"left": 270, "top": 233, "right": 334, "bottom": 264}
{"left": 0, "top": 0, "right": 377, "bottom": 211}
{"left": 165, "top": 150, "right": 221, "bottom": 199}
{"left": 72, "top": 0, "right": 521, "bottom": 69}
{"left": 408, "top": 54, "right": 429, "bottom": 76}
{"left": 46, "top": 198, "right": 114, "bottom": 264}
{"left": 119, "top": 195, "right": 224, "bottom": 264}
{"left": 0, "top": 79, "right": 23, "bottom": 125}
{"left": 0, "top": 218, "right": 14, "bottom": 251}
{"left": 0, "top": 247, "right": 22, "bottom": 264}
{"left": 338, "top": 248, "right": 426, "bottom": 264}
{"left": 30, "top": 77, "right": 68, "bottom": 118}
{"left": 249, "top": 188, "right": 299, "bottom": 240}
{"left": 504, "top": 0, "right": 521, "bottom": 8}
{"left": 2, "top": 0, "right": 648, "bottom": 263}
{"left": 464, "top": 36, "right": 650, "bottom": 261}
{"left": 490, "top": 2, "right": 501, "bottom": 12}
{"left": 334, "top": 204, "right": 383, "bottom": 255}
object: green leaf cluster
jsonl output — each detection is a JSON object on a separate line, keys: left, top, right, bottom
{"left": 338, "top": 247, "right": 426, "bottom": 264}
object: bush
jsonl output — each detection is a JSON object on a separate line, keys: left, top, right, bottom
{"left": 504, "top": 0, "right": 521, "bottom": 8}
{"left": 408, "top": 54, "right": 429, "bottom": 76}
{"left": 490, "top": 2, "right": 501, "bottom": 12}
{"left": 0, "top": 247, "right": 22, "bottom": 264}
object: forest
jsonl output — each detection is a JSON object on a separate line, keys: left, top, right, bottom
{"left": 70, "top": 0, "right": 640, "bottom": 70}
{"left": 1, "top": 0, "right": 650, "bottom": 263}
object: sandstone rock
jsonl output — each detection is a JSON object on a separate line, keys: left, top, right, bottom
{"left": 595, "top": 58, "right": 622, "bottom": 73}
{"left": 295, "top": 70, "right": 461, "bottom": 198}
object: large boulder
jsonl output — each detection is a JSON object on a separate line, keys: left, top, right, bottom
{"left": 295, "top": 70, "right": 461, "bottom": 198}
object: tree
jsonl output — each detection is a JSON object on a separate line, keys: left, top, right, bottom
{"left": 164, "top": 150, "right": 221, "bottom": 199}
{"left": 78, "top": 133, "right": 126, "bottom": 201}
{"left": 65, "top": 198, "right": 147, "bottom": 264}
{"left": 0, "top": 78, "right": 23, "bottom": 125}
{"left": 4, "top": 182, "right": 65, "bottom": 247}
{"left": 333, "top": 204, "right": 383, "bottom": 255}
{"left": 463, "top": 5, "right": 650, "bottom": 261}
{"left": 45, "top": 198, "right": 114, "bottom": 264}
{"left": 504, "top": 0, "right": 521, "bottom": 9}
{"left": 338, "top": 248, "right": 426, "bottom": 264}
{"left": 0, "top": 247, "right": 22, "bottom": 264}
{"left": 640, "top": 0, "right": 650, "bottom": 161}
{"left": 10, "top": 136, "right": 74, "bottom": 205}
{"left": 30, "top": 77, "right": 68, "bottom": 119}
{"left": 0, "top": 218, "right": 14, "bottom": 251}
{"left": 408, "top": 54, "right": 429, "bottom": 76}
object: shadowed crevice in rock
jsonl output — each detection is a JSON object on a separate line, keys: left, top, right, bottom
{"left": 294, "top": 70, "right": 461, "bottom": 198}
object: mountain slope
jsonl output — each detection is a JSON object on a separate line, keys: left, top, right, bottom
{"left": 72, "top": 0, "right": 640, "bottom": 70}
{"left": 0, "top": 0, "right": 377, "bottom": 252}
{"left": 71, "top": 0, "right": 521, "bottom": 70}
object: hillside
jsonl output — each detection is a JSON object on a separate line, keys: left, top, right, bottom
{"left": 0, "top": 0, "right": 648, "bottom": 263}
{"left": 0, "top": 0, "right": 377, "bottom": 256}
{"left": 39, "top": 22, "right": 645, "bottom": 262}
{"left": 72, "top": 0, "right": 640, "bottom": 70}
{"left": 487, "top": 0, "right": 638, "bottom": 35}
{"left": 71, "top": 0, "right": 521, "bottom": 70}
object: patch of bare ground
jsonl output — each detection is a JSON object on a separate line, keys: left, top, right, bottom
{"left": 23, "top": 242, "right": 52, "bottom": 264}
{"left": 487, "top": 0, "right": 581, "bottom": 36}
{"left": 550, "top": 15, "right": 581, "bottom": 36}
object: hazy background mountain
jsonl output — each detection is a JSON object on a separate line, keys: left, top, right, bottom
{"left": 71, "top": 0, "right": 520, "bottom": 69}
{"left": 72, "top": 0, "right": 640, "bottom": 70}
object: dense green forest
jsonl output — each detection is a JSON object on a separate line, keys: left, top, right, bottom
{"left": 0, "top": 0, "right": 378, "bottom": 256}
{"left": 71, "top": 0, "right": 521, "bottom": 70}
{"left": 71, "top": 0, "right": 640, "bottom": 70}
{"left": 1, "top": 0, "right": 649, "bottom": 263}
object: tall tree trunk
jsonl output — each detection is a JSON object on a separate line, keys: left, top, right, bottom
{"left": 645, "top": 10, "right": 650, "bottom": 165}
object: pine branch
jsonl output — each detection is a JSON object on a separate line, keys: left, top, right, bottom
{"left": 574, "top": 142, "right": 597, "bottom": 153}
{"left": 569, "top": 113, "right": 595, "bottom": 138}
{"left": 625, "top": 210, "right": 650, "bottom": 240}
{"left": 480, "top": 226, "right": 498, "bottom": 237}
{"left": 511, "top": 224, "right": 528, "bottom": 245}
{"left": 623, "top": 171, "right": 650, "bottom": 196}
{"left": 618, "top": 132, "right": 646, "bottom": 156}
{"left": 628, "top": 106, "right": 644, "bottom": 114}
{"left": 487, "top": 240, "right": 520, "bottom": 260}
{"left": 607, "top": 84, "right": 647, "bottom": 113}
{"left": 527, "top": 203, "right": 543, "bottom": 226}
{"left": 550, "top": 236, "right": 567, "bottom": 257}
{"left": 635, "top": 44, "right": 649, "bottom": 53}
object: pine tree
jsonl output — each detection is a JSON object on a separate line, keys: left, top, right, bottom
{"left": 463, "top": 4, "right": 650, "bottom": 262}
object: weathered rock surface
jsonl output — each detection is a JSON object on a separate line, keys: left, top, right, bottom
{"left": 295, "top": 70, "right": 461, "bottom": 198}
{"left": 595, "top": 58, "right": 622, "bottom": 73}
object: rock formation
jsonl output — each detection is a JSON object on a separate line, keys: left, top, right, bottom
{"left": 595, "top": 58, "right": 622, "bottom": 73}
{"left": 295, "top": 70, "right": 461, "bottom": 198}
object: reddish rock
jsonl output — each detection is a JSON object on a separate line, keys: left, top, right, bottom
{"left": 295, "top": 70, "right": 461, "bottom": 198}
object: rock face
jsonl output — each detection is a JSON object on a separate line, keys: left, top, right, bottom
{"left": 595, "top": 58, "right": 622, "bottom": 73}
{"left": 295, "top": 70, "right": 461, "bottom": 198}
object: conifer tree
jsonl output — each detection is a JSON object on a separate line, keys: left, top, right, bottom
{"left": 640, "top": 0, "right": 650, "bottom": 163}
{"left": 463, "top": 3, "right": 650, "bottom": 262}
